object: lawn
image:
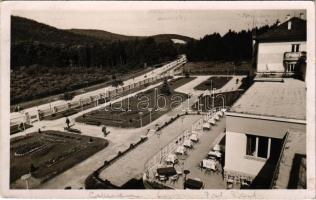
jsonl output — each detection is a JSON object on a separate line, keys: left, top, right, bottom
{"left": 194, "top": 76, "right": 232, "bottom": 91}
{"left": 183, "top": 61, "right": 253, "bottom": 75}
{"left": 75, "top": 77, "right": 195, "bottom": 128}
{"left": 10, "top": 131, "right": 108, "bottom": 184}
{"left": 191, "top": 90, "right": 243, "bottom": 112}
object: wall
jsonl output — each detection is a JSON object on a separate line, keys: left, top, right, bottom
{"left": 257, "top": 41, "right": 306, "bottom": 73}
{"left": 224, "top": 131, "right": 266, "bottom": 177}
{"left": 224, "top": 114, "right": 306, "bottom": 178}
{"left": 226, "top": 115, "right": 306, "bottom": 139}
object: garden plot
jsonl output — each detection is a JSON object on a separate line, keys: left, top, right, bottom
{"left": 194, "top": 76, "right": 232, "bottom": 91}
{"left": 75, "top": 77, "right": 195, "bottom": 128}
{"left": 10, "top": 131, "right": 108, "bottom": 188}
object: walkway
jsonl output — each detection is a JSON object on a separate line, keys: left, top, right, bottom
{"left": 98, "top": 115, "right": 202, "bottom": 187}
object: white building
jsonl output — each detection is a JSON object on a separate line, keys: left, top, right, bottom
{"left": 224, "top": 15, "right": 307, "bottom": 189}
{"left": 254, "top": 14, "right": 306, "bottom": 78}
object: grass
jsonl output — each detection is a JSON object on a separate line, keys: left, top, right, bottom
{"left": 40, "top": 77, "right": 167, "bottom": 121}
{"left": 191, "top": 90, "right": 243, "bottom": 112}
{"left": 10, "top": 130, "right": 108, "bottom": 184}
{"left": 75, "top": 77, "right": 195, "bottom": 128}
{"left": 10, "top": 65, "right": 156, "bottom": 112}
{"left": 183, "top": 61, "right": 253, "bottom": 75}
{"left": 10, "top": 123, "right": 33, "bottom": 135}
{"left": 194, "top": 76, "right": 232, "bottom": 91}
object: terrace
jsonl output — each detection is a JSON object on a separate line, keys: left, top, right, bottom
{"left": 143, "top": 110, "right": 229, "bottom": 189}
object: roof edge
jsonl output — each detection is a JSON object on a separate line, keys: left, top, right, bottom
{"left": 226, "top": 111, "right": 306, "bottom": 124}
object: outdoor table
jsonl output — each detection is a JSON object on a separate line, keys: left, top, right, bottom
{"left": 175, "top": 146, "right": 186, "bottom": 155}
{"left": 157, "top": 166, "right": 177, "bottom": 176}
{"left": 207, "top": 118, "right": 216, "bottom": 125}
{"left": 183, "top": 139, "right": 193, "bottom": 148}
{"left": 202, "top": 122, "right": 211, "bottom": 130}
{"left": 208, "top": 150, "right": 221, "bottom": 158}
{"left": 202, "top": 159, "right": 216, "bottom": 170}
{"left": 213, "top": 144, "right": 221, "bottom": 151}
{"left": 217, "top": 111, "right": 224, "bottom": 117}
{"left": 165, "top": 153, "right": 177, "bottom": 164}
{"left": 189, "top": 134, "right": 198, "bottom": 142}
{"left": 184, "top": 178, "right": 204, "bottom": 189}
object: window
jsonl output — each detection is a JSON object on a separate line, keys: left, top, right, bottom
{"left": 246, "top": 135, "right": 256, "bottom": 156}
{"left": 291, "top": 44, "right": 300, "bottom": 52}
{"left": 286, "top": 63, "right": 296, "bottom": 72}
{"left": 258, "top": 137, "right": 269, "bottom": 158}
{"left": 246, "top": 135, "right": 271, "bottom": 159}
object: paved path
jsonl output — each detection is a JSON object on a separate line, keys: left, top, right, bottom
{"left": 166, "top": 117, "right": 227, "bottom": 189}
{"left": 11, "top": 56, "right": 186, "bottom": 117}
{"left": 17, "top": 73, "right": 232, "bottom": 189}
{"left": 98, "top": 115, "right": 202, "bottom": 187}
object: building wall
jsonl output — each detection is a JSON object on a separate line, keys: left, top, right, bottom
{"left": 224, "top": 114, "right": 306, "bottom": 178}
{"left": 257, "top": 41, "right": 306, "bottom": 73}
{"left": 225, "top": 131, "right": 267, "bottom": 177}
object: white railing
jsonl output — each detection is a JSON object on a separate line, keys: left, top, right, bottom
{"left": 143, "top": 107, "right": 226, "bottom": 180}
{"left": 10, "top": 56, "right": 187, "bottom": 125}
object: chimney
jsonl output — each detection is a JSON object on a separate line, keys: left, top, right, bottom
{"left": 300, "top": 13, "right": 305, "bottom": 19}
{"left": 286, "top": 15, "right": 292, "bottom": 30}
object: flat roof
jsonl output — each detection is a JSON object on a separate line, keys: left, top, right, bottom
{"left": 229, "top": 78, "right": 306, "bottom": 120}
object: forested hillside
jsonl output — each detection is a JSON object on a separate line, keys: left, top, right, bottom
{"left": 11, "top": 16, "right": 191, "bottom": 104}
{"left": 184, "top": 24, "right": 276, "bottom": 62}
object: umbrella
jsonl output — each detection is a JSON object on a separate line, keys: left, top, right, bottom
{"left": 183, "top": 139, "right": 193, "bottom": 148}
{"left": 190, "top": 134, "right": 198, "bottom": 142}
{"left": 175, "top": 146, "right": 186, "bottom": 155}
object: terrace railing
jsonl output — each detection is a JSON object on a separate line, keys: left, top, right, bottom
{"left": 269, "top": 131, "right": 290, "bottom": 189}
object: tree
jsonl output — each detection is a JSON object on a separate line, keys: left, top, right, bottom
{"left": 29, "top": 163, "right": 36, "bottom": 174}
{"left": 160, "top": 79, "right": 171, "bottom": 96}
{"left": 184, "top": 70, "right": 190, "bottom": 78}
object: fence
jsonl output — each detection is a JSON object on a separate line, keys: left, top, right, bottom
{"left": 144, "top": 115, "right": 207, "bottom": 172}
{"left": 10, "top": 56, "right": 187, "bottom": 126}
{"left": 143, "top": 107, "right": 226, "bottom": 178}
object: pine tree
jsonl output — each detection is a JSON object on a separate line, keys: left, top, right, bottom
{"left": 160, "top": 79, "right": 171, "bottom": 96}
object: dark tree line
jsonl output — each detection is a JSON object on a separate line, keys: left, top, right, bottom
{"left": 11, "top": 37, "right": 178, "bottom": 73}
{"left": 183, "top": 24, "right": 274, "bottom": 62}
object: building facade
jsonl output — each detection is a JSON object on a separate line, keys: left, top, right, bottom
{"left": 224, "top": 15, "right": 307, "bottom": 188}
{"left": 254, "top": 15, "right": 306, "bottom": 78}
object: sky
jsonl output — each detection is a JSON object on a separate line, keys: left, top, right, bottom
{"left": 13, "top": 9, "right": 306, "bottom": 39}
